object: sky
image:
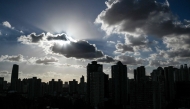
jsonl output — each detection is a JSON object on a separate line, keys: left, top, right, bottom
{"left": 0, "top": 0, "right": 190, "bottom": 82}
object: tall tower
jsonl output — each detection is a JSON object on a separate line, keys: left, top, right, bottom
{"left": 164, "top": 66, "right": 174, "bottom": 101}
{"left": 87, "top": 61, "right": 104, "bottom": 107}
{"left": 111, "top": 61, "right": 128, "bottom": 107}
{"left": 79, "top": 75, "right": 85, "bottom": 94}
{"left": 11, "top": 64, "right": 19, "bottom": 90}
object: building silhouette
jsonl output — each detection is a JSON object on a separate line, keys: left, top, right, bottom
{"left": 104, "top": 74, "right": 109, "bottom": 98}
{"left": 1, "top": 63, "right": 190, "bottom": 109}
{"left": 0, "top": 77, "right": 4, "bottom": 91}
{"left": 28, "top": 77, "right": 41, "bottom": 99}
{"left": 69, "top": 79, "right": 78, "bottom": 93}
{"left": 111, "top": 61, "right": 128, "bottom": 108}
{"left": 11, "top": 64, "right": 19, "bottom": 90}
{"left": 87, "top": 61, "right": 104, "bottom": 107}
{"left": 164, "top": 66, "right": 175, "bottom": 102}
{"left": 79, "top": 75, "right": 86, "bottom": 94}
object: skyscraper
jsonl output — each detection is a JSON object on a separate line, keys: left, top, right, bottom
{"left": 69, "top": 79, "right": 78, "bottom": 93}
{"left": 164, "top": 66, "right": 175, "bottom": 101}
{"left": 11, "top": 64, "right": 19, "bottom": 90}
{"left": 79, "top": 75, "right": 85, "bottom": 94}
{"left": 87, "top": 61, "right": 104, "bottom": 107}
{"left": 111, "top": 61, "right": 128, "bottom": 107}
{"left": 0, "top": 77, "right": 4, "bottom": 91}
{"left": 28, "top": 77, "right": 41, "bottom": 99}
{"left": 135, "top": 66, "right": 145, "bottom": 82}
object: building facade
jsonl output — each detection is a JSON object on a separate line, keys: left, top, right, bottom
{"left": 111, "top": 61, "right": 128, "bottom": 107}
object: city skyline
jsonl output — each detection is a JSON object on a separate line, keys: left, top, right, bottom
{"left": 0, "top": 0, "right": 190, "bottom": 82}
{"left": 1, "top": 61, "right": 190, "bottom": 108}
{"left": 1, "top": 62, "right": 190, "bottom": 83}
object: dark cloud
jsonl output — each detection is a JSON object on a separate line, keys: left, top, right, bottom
{"left": 167, "top": 49, "right": 190, "bottom": 58}
{"left": 47, "top": 33, "right": 67, "bottom": 41}
{"left": 30, "top": 33, "right": 45, "bottom": 43}
{"left": 51, "top": 40, "right": 104, "bottom": 59}
{"left": 18, "top": 33, "right": 105, "bottom": 59}
{"left": 18, "top": 33, "right": 44, "bottom": 44}
{"left": 96, "top": 0, "right": 190, "bottom": 37}
{"left": 18, "top": 33, "right": 68, "bottom": 44}
{"left": 96, "top": 55, "right": 116, "bottom": 63}
{"left": 125, "top": 35, "right": 149, "bottom": 46}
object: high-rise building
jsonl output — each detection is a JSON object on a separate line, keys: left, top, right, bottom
{"left": 0, "top": 77, "right": 4, "bottom": 91}
{"left": 49, "top": 79, "right": 55, "bottom": 95}
{"left": 87, "top": 61, "right": 104, "bottom": 107}
{"left": 28, "top": 77, "right": 41, "bottom": 99}
{"left": 135, "top": 66, "right": 145, "bottom": 82}
{"left": 63, "top": 82, "right": 69, "bottom": 92}
{"left": 164, "top": 66, "right": 175, "bottom": 102}
{"left": 104, "top": 74, "right": 109, "bottom": 98}
{"left": 151, "top": 67, "right": 166, "bottom": 109}
{"left": 111, "top": 61, "right": 128, "bottom": 107}
{"left": 3, "top": 81, "right": 7, "bottom": 90}
{"left": 79, "top": 75, "right": 85, "bottom": 94}
{"left": 41, "top": 82, "right": 48, "bottom": 96}
{"left": 57, "top": 79, "right": 63, "bottom": 93}
{"left": 11, "top": 64, "right": 19, "bottom": 90}
{"left": 183, "top": 64, "right": 189, "bottom": 81}
{"left": 69, "top": 79, "right": 78, "bottom": 93}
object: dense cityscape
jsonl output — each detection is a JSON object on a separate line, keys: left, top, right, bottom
{"left": 0, "top": 61, "right": 190, "bottom": 109}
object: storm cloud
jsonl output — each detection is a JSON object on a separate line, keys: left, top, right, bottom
{"left": 51, "top": 40, "right": 104, "bottom": 59}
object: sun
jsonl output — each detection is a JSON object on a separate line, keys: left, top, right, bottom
{"left": 52, "top": 40, "right": 70, "bottom": 46}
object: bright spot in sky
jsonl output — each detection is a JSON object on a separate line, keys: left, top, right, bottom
{"left": 51, "top": 40, "right": 70, "bottom": 46}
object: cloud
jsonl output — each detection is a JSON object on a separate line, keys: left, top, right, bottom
{"left": 95, "top": 0, "right": 190, "bottom": 37}
{"left": 0, "top": 71, "right": 9, "bottom": 74}
{"left": 115, "top": 34, "right": 152, "bottom": 53}
{"left": 51, "top": 40, "right": 104, "bottom": 59}
{"left": 0, "top": 54, "right": 25, "bottom": 62}
{"left": 107, "top": 41, "right": 115, "bottom": 44}
{"left": 161, "top": 34, "right": 190, "bottom": 59}
{"left": 149, "top": 59, "right": 179, "bottom": 67}
{"left": 96, "top": 55, "right": 116, "bottom": 63}
{"left": 0, "top": 54, "right": 60, "bottom": 65}
{"left": 2, "top": 21, "right": 14, "bottom": 29}
{"left": 115, "top": 55, "right": 145, "bottom": 65}
{"left": 0, "top": 71, "right": 10, "bottom": 77}
{"left": 115, "top": 43, "right": 134, "bottom": 53}
{"left": 18, "top": 33, "right": 45, "bottom": 44}
{"left": 61, "top": 63, "right": 86, "bottom": 69}
{"left": 28, "top": 57, "right": 59, "bottom": 65}
{"left": 96, "top": 0, "right": 190, "bottom": 59}
{"left": 18, "top": 32, "right": 104, "bottom": 59}
{"left": 47, "top": 33, "right": 67, "bottom": 41}
{"left": 18, "top": 33, "right": 71, "bottom": 44}
{"left": 125, "top": 35, "right": 149, "bottom": 46}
